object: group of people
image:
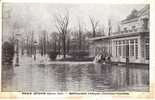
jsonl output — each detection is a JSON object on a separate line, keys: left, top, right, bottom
{"left": 93, "top": 52, "right": 111, "bottom": 64}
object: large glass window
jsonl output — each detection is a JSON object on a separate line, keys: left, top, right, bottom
{"left": 114, "top": 39, "right": 139, "bottom": 59}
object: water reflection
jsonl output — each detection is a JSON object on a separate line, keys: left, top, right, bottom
{"left": 2, "top": 64, "right": 14, "bottom": 91}
{"left": 2, "top": 63, "right": 149, "bottom": 92}
{"left": 54, "top": 65, "right": 68, "bottom": 92}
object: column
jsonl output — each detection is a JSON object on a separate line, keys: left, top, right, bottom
{"left": 138, "top": 37, "right": 141, "bottom": 62}
{"left": 134, "top": 39, "right": 136, "bottom": 60}
{"left": 128, "top": 40, "right": 131, "bottom": 62}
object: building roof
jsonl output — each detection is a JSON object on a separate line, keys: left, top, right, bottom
{"left": 88, "top": 5, "right": 150, "bottom": 41}
{"left": 88, "top": 33, "right": 139, "bottom": 41}
{"left": 89, "top": 30, "right": 149, "bottom": 41}
{"left": 121, "top": 5, "right": 149, "bottom": 24}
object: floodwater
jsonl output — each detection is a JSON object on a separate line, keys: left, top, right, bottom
{"left": 2, "top": 55, "right": 149, "bottom": 92}
{"left": 2, "top": 63, "right": 149, "bottom": 92}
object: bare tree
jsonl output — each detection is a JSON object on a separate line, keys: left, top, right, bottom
{"left": 38, "top": 30, "right": 48, "bottom": 56}
{"left": 66, "top": 30, "right": 71, "bottom": 54}
{"left": 54, "top": 11, "right": 70, "bottom": 59}
{"left": 89, "top": 16, "right": 99, "bottom": 37}
{"left": 78, "top": 20, "right": 82, "bottom": 51}
{"left": 51, "top": 32, "right": 59, "bottom": 53}
{"left": 25, "top": 31, "right": 30, "bottom": 55}
{"left": 97, "top": 24, "right": 105, "bottom": 36}
{"left": 40, "top": 30, "right": 48, "bottom": 55}
{"left": 30, "top": 31, "right": 34, "bottom": 55}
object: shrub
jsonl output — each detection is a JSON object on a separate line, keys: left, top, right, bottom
{"left": 2, "top": 41, "right": 15, "bottom": 65}
{"left": 48, "top": 51, "right": 58, "bottom": 60}
{"left": 69, "top": 51, "right": 89, "bottom": 58}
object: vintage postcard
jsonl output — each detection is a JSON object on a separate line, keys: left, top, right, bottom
{"left": 0, "top": 0, "right": 155, "bottom": 100}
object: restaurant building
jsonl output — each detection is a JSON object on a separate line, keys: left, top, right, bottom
{"left": 89, "top": 5, "right": 149, "bottom": 64}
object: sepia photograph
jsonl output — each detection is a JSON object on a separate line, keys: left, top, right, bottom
{"left": 2, "top": 3, "right": 150, "bottom": 92}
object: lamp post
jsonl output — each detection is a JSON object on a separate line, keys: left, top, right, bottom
{"left": 15, "top": 33, "right": 21, "bottom": 66}
{"left": 34, "top": 41, "right": 37, "bottom": 61}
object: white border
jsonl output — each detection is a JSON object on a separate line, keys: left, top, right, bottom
{"left": 0, "top": 0, "right": 154, "bottom": 100}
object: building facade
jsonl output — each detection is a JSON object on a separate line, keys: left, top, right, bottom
{"left": 89, "top": 5, "right": 149, "bottom": 64}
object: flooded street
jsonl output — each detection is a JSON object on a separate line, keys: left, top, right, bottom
{"left": 2, "top": 55, "right": 149, "bottom": 92}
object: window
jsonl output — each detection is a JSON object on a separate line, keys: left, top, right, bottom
{"left": 135, "top": 39, "right": 138, "bottom": 59}
{"left": 135, "top": 39, "right": 138, "bottom": 43}
{"left": 115, "top": 40, "right": 122, "bottom": 57}
{"left": 145, "top": 39, "right": 149, "bottom": 60}
{"left": 95, "top": 47, "right": 100, "bottom": 55}
{"left": 130, "top": 45, "right": 134, "bottom": 56}
{"left": 135, "top": 44, "right": 138, "bottom": 59}
{"left": 130, "top": 40, "right": 134, "bottom": 57}
{"left": 124, "top": 27, "right": 128, "bottom": 32}
{"left": 126, "top": 40, "right": 129, "bottom": 45}
{"left": 115, "top": 41, "right": 118, "bottom": 57}
{"left": 132, "top": 26, "right": 136, "bottom": 29}
{"left": 118, "top": 41, "right": 122, "bottom": 56}
{"left": 123, "top": 40, "right": 126, "bottom": 58}
{"left": 146, "top": 45, "right": 149, "bottom": 60}
{"left": 130, "top": 39, "right": 134, "bottom": 44}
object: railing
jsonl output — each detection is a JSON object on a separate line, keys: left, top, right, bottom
{"left": 120, "top": 28, "right": 149, "bottom": 34}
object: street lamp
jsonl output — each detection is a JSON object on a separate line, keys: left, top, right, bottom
{"left": 15, "top": 33, "right": 21, "bottom": 66}
{"left": 34, "top": 41, "right": 38, "bottom": 61}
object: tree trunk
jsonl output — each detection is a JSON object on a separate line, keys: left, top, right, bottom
{"left": 62, "top": 34, "right": 66, "bottom": 59}
{"left": 93, "top": 30, "right": 96, "bottom": 37}
{"left": 58, "top": 39, "right": 61, "bottom": 55}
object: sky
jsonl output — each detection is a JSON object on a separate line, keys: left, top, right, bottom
{"left": 3, "top": 3, "right": 146, "bottom": 41}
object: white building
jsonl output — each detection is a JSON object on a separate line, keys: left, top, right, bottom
{"left": 89, "top": 5, "right": 149, "bottom": 64}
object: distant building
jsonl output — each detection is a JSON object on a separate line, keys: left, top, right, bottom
{"left": 89, "top": 5, "right": 149, "bottom": 64}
